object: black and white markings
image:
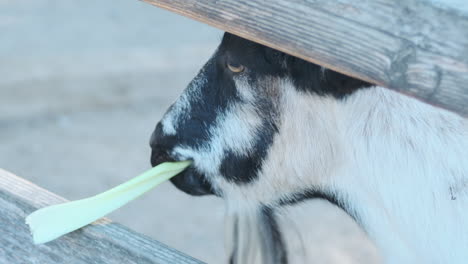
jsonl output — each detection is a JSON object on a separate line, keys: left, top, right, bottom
{"left": 150, "top": 32, "right": 468, "bottom": 263}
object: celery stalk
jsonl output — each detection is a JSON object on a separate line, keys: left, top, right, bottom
{"left": 26, "top": 161, "right": 191, "bottom": 244}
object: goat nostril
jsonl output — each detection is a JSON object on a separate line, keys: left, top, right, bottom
{"left": 149, "top": 133, "right": 159, "bottom": 150}
{"left": 149, "top": 122, "right": 165, "bottom": 149}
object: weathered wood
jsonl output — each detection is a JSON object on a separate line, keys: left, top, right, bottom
{"left": 143, "top": 0, "right": 468, "bottom": 117}
{"left": 0, "top": 168, "right": 204, "bottom": 264}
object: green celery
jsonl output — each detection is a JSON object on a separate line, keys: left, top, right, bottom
{"left": 26, "top": 161, "right": 191, "bottom": 244}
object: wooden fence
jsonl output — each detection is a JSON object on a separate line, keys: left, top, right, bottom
{"left": 144, "top": 0, "right": 468, "bottom": 117}
{"left": 0, "top": 169, "right": 204, "bottom": 264}
{"left": 2, "top": 1, "right": 466, "bottom": 263}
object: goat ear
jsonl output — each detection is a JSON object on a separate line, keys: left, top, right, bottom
{"left": 263, "top": 47, "right": 286, "bottom": 67}
{"left": 322, "top": 70, "right": 373, "bottom": 98}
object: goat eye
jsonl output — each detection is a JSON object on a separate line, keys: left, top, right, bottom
{"left": 227, "top": 63, "right": 245, "bottom": 73}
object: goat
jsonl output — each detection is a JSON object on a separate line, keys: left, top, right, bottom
{"left": 150, "top": 33, "right": 468, "bottom": 264}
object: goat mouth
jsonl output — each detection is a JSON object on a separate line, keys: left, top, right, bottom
{"left": 150, "top": 150, "right": 175, "bottom": 168}
{"left": 150, "top": 150, "right": 215, "bottom": 196}
{"left": 169, "top": 166, "right": 216, "bottom": 196}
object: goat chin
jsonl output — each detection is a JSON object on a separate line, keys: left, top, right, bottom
{"left": 224, "top": 86, "right": 467, "bottom": 264}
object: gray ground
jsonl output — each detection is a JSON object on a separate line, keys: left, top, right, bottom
{"left": 0, "top": 1, "right": 380, "bottom": 263}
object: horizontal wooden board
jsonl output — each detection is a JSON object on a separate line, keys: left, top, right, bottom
{"left": 0, "top": 169, "right": 204, "bottom": 264}
{"left": 143, "top": 0, "right": 468, "bottom": 117}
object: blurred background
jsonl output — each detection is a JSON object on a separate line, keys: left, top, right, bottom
{"left": 0, "top": 1, "right": 380, "bottom": 263}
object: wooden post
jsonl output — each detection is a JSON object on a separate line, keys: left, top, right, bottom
{"left": 0, "top": 169, "right": 204, "bottom": 264}
{"left": 143, "top": 0, "right": 468, "bottom": 117}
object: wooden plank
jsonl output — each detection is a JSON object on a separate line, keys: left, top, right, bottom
{"left": 0, "top": 168, "right": 204, "bottom": 264}
{"left": 143, "top": 0, "right": 468, "bottom": 117}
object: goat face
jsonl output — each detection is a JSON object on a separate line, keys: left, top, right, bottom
{"left": 150, "top": 33, "right": 369, "bottom": 204}
{"left": 150, "top": 33, "right": 468, "bottom": 263}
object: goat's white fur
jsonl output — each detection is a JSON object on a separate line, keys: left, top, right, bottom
{"left": 258, "top": 82, "right": 467, "bottom": 263}
{"left": 164, "top": 75, "right": 468, "bottom": 263}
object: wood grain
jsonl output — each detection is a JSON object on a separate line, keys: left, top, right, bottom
{"left": 143, "top": 0, "right": 468, "bottom": 117}
{"left": 0, "top": 169, "right": 204, "bottom": 264}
